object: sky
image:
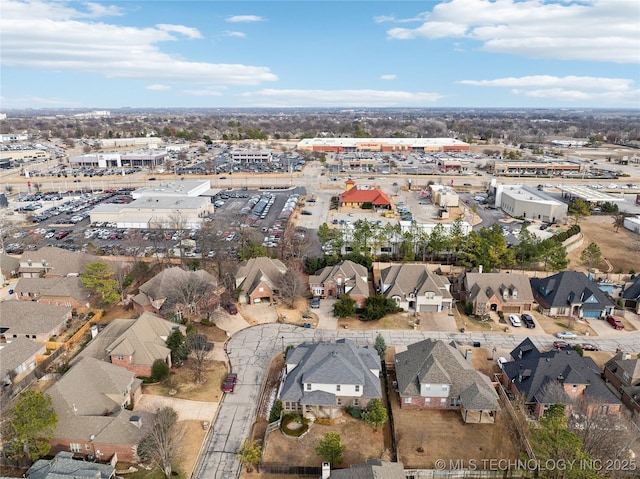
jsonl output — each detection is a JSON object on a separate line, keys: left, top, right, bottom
{"left": 1, "top": 0, "right": 639, "bottom": 109}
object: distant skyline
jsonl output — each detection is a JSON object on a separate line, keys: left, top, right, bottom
{"left": 1, "top": 0, "right": 639, "bottom": 109}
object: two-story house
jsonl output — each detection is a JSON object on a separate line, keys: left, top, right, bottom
{"left": 235, "top": 256, "right": 288, "bottom": 304}
{"left": 379, "top": 264, "right": 452, "bottom": 312}
{"left": 308, "top": 260, "right": 369, "bottom": 308}
{"left": 394, "top": 339, "right": 500, "bottom": 423}
{"left": 603, "top": 352, "right": 640, "bottom": 414}
{"left": 280, "top": 339, "right": 381, "bottom": 419}
{"left": 460, "top": 272, "right": 535, "bottom": 316}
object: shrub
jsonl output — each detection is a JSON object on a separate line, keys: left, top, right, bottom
{"left": 151, "top": 359, "right": 170, "bottom": 381}
{"left": 281, "top": 414, "right": 309, "bottom": 437}
{"left": 573, "top": 344, "right": 584, "bottom": 356}
{"left": 360, "top": 295, "right": 401, "bottom": 321}
{"left": 269, "top": 400, "right": 283, "bottom": 423}
{"left": 346, "top": 406, "right": 362, "bottom": 419}
{"left": 462, "top": 301, "right": 474, "bottom": 316}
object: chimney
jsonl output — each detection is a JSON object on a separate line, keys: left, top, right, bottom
{"left": 321, "top": 462, "right": 331, "bottom": 479}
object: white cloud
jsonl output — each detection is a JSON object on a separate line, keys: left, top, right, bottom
{"left": 459, "top": 75, "right": 639, "bottom": 105}
{"left": 380, "top": 74, "right": 397, "bottom": 81}
{"left": 385, "top": 0, "right": 640, "bottom": 63}
{"left": 2, "top": 0, "right": 278, "bottom": 86}
{"left": 156, "top": 24, "right": 203, "bottom": 40}
{"left": 238, "top": 89, "right": 443, "bottom": 107}
{"left": 147, "top": 84, "right": 171, "bottom": 91}
{"left": 222, "top": 31, "right": 247, "bottom": 38}
{"left": 226, "top": 15, "right": 264, "bottom": 23}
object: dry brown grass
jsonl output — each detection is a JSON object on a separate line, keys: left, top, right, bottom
{"left": 142, "top": 359, "right": 227, "bottom": 402}
{"left": 337, "top": 312, "right": 415, "bottom": 330}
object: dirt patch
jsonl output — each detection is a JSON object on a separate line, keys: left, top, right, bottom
{"left": 531, "top": 311, "right": 597, "bottom": 337}
{"left": 261, "top": 414, "right": 387, "bottom": 469}
{"left": 142, "top": 360, "right": 227, "bottom": 402}
{"left": 99, "top": 304, "right": 137, "bottom": 322}
{"left": 196, "top": 322, "right": 229, "bottom": 342}
{"left": 175, "top": 420, "right": 208, "bottom": 477}
{"left": 392, "top": 406, "right": 520, "bottom": 469}
{"left": 567, "top": 217, "right": 640, "bottom": 274}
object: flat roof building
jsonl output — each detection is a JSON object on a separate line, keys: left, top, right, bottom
{"left": 131, "top": 179, "right": 211, "bottom": 199}
{"left": 557, "top": 185, "right": 627, "bottom": 204}
{"left": 230, "top": 149, "right": 272, "bottom": 163}
{"left": 496, "top": 184, "right": 568, "bottom": 223}
{"left": 297, "top": 137, "right": 469, "bottom": 153}
{"left": 68, "top": 150, "right": 168, "bottom": 169}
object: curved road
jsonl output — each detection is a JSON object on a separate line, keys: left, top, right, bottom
{"left": 192, "top": 323, "right": 640, "bottom": 478}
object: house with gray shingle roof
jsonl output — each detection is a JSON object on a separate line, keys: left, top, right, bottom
{"left": 530, "top": 271, "right": 615, "bottom": 319}
{"left": 14, "top": 276, "right": 90, "bottom": 309}
{"left": 0, "top": 301, "right": 71, "bottom": 343}
{"left": 235, "top": 256, "right": 287, "bottom": 304}
{"left": 379, "top": 264, "right": 452, "bottom": 312}
{"left": 0, "top": 337, "right": 46, "bottom": 406}
{"left": 500, "top": 339, "right": 621, "bottom": 419}
{"left": 47, "top": 357, "right": 151, "bottom": 463}
{"left": 0, "top": 253, "right": 20, "bottom": 284}
{"left": 76, "top": 312, "right": 186, "bottom": 377}
{"left": 323, "top": 459, "right": 405, "bottom": 479}
{"left": 603, "top": 352, "right": 640, "bottom": 414}
{"left": 394, "top": 339, "right": 500, "bottom": 423}
{"left": 18, "top": 246, "right": 96, "bottom": 278}
{"left": 309, "top": 260, "right": 369, "bottom": 308}
{"left": 621, "top": 275, "right": 640, "bottom": 314}
{"left": 27, "top": 451, "right": 115, "bottom": 479}
{"left": 460, "top": 272, "right": 535, "bottom": 316}
{"left": 280, "top": 338, "right": 381, "bottom": 419}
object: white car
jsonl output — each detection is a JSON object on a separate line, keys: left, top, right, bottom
{"left": 556, "top": 331, "right": 578, "bottom": 340}
{"left": 497, "top": 357, "right": 508, "bottom": 370}
{"left": 508, "top": 314, "right": 522, "bottom": 327}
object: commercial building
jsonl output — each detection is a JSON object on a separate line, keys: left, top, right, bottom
{"left": 68, "top": 150, "right": 168, "bottom": 169}
{"left": 297, "top": 137, "right": 469, "bottom": 153}
{"left": 495, "top": 184, "right": 567, "bottom": 223}
{"left": 489, "top": 161, "right": 583, "bottom": 176}
{"left": 230, "top": 149, "right": 272, "bottom": 163}
{"left": 430, "top": 185, "right": 459, "bottom": 208}
{"left": 131, "top": 179, "right": 211, "bottom": 199}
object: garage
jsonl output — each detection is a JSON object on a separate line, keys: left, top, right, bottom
{"left": 419, "top": 304, "right": 439, "bottom": 312}
{"left": 581, "top": 309, "right": 602, "bottom": 319}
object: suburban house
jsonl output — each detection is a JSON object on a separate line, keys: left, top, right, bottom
{"left": 0, "top": 253, "right": 19, "bottom": 284}
{"left": 132, "top": 266, "right": 221, "bottom": 317}
{"left": 18, "top": 247, "right": 95, "bottom": 278}
{"left": 75, "top": 312, "right": 186, "bottom": 377}
{"left": 309, "top": 260, "right": 369, "bottom": 308}
{"left": 27, "top": 451, "right": 115, "bottom": 479}
{"left": 621, "top": 275, "right": 640, "bottom": 314}
{"left": 460, "top": 272, "right": 535, "bottom": 316}
{"left": 280, "top": 338, "right": 382, "bottom": 419}
{"left": 603, "top": 352, "right": 640, "bottom": 414}
{"left": 394, "top": 339, "right": 500, "bottom": 423}
{"left": 339, "top": 180, "right": 392, "bottom": 209}
{"left": 500, "top": 338, "right": 621, "bottom": 419}
{"left": 379, "top": 264, "right": 452, "bottom": 312}
{"left": 0, "top": 337, "right": 46, "bottom": 405}
{"left": 530, "top": 271, "right": 615, "bottom": 320}
{"left": 13, "top": 276, "right": 90, "bottom": 309}
{"left": 0, "top": 301, "right": 72, "bottom": 343}
{"left": 47, "top": 357, "right": 152, "bottom": 463}
{"left": 235, "top": 256, "right": 287, "bottom": 304}
{"left": 323, "top": 459, "right": 405, "bottom": 479}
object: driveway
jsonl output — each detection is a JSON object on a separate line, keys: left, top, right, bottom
{"left": 314, "top": 298, "right": 337, "bottom": 329}
{"left": 135, "top": 395, "right": 218, "bottom": 422}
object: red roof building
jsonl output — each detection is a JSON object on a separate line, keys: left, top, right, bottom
{"left": 340, "top": 181, "right": 392, "bottom": 208}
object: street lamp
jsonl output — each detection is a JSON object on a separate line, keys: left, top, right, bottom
{"left": 281, "top": 336, "right": 285, "bottom": 354}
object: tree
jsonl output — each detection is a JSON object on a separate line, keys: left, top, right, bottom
{"left": 166, "top": 329, "right": 189, "bottom": 363}
{"left": 568, "top": 198, "right": 590, "bottom": 225}
{"left": 167, "top": 269, "right": 222, "bottom": 322}
{"left": 333, "top": 294, "right": 356, "bottom": 318}
{"left": 138, "top": 407, "right": 184, "bottom": 479}
{"left": 276, "top": 267, "right": 307, "bottom": 308}
{"left": 361, "top": 295, "right": 401, "bottom": 321}
{"left": 269, "top": 399, "right": 283, "bottom": 423}
{"left": 237, "top": 439, "right": 262, "bottom": 472}
{"left": 187, "top": 333, "right": 212, "bottom": 384}
{"left": 152, "top": 359, "right": 170, "bottom": 381}
{"left": 2, "top": 390, "right": 57, "bottom": 461}
{"left": 540, "top": 239, "right": 570, "bottom": 272}
{"left": 362, "top": 398, "right": 388, "bottom": 431}
{"left": 315, "top": 432, "right": 346, "bottom": 465}
{"left": 580, "top": 242, "right": 602, "bottom": 271}
{"left": 374, "top": 333, "right": 387, "bottom": 359}
{"left": 81, "top": 261, "right": 120, "bottom": 306}
{"left": 613, "top": 211, "right": 627, "bottom": 232}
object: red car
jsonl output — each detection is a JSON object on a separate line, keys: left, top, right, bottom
{"left": 580, "top": 343, "right": 599, "bottom": 351}
{"left": 224, "top": 303, "right": 238, "bottom": 315}
{"left": 222, "top": 373, "right": 237, "bottom": 393}
{"left": 606, "top": 315, "right": 625, "bottom": 330}
{"left": 553, "top": 340, "right": 569, "bottom": 349}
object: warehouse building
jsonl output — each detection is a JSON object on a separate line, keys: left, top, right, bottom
{"left": 297, "top": 138, "right": 469, "bottom": 153}
{"left": 496, "top": 185, "right": 568, "bottom": 223}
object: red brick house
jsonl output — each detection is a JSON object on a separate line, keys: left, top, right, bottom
{"left": 603, "top": 352, "right": 640, "bottom": 414}
{"left": 308, "top": 260, "right": 369, "bottom": 308}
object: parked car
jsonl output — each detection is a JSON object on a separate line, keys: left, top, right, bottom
{"left": 580, "top": 343, "right": 599, "bottom": 351}
{"left": 553, "top": 340, "right": 569, "bottom": 349}
{"left": 301, "top": 210, "right": 312, "bottom": 215}
{"left": 522, "top": 313, "right": 535, "bottom": 329}
{"left": 497, "top": 357, "right": 508, "bottom": 370}
{"left": 508, "top": 314, "right": 521, "bottom": 327}
{"left": 222, "top": 373, "right": 237, "bottom": 393}
{"left": 224, "top": 303, "right": 238, "bottom": 315}
{"left": 311, "top": 297, "right": 321, "bottom": 309}
{"left": 606, "top": 315, "right": 625, "bottom": 330}
{"left": 556, "top": 331, "right": 577, "bottom": 340}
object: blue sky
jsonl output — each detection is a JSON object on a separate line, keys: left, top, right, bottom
{"left": 1, "top": 0, "right": 639, "bottom": 109}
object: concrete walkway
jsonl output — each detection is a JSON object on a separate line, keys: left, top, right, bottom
{"left": 135, "top": 395, "right": 218, "bottom": 422}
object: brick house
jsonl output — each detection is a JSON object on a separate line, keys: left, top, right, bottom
{"left": 47, "top": 357, "right": 152, "bottom": 463}
{"left": 603, "top": 352, "right": 640, "bottom": 414}
{"left": 18, "top": 247, "right": 95, "bottom": 278}
{"left": 14, "top": 276, "right": 90, "bottom": 309}
{"left": 395, "top": 339, "right": 500, "bottom": 423}
{"left": 379, "top": 263, "right": 452, "bottom": 313}
{"left": 500, "top": 338, "right": 621, "bottom": 419}
{"left": 459, "top": 272, "right": 535, "bottom": 316}
{"left": 309, "top": 260, "right": 369, "bottom": 308}
{"left": 235, "top": 256, "right": 288, "bottom": 304}
{"left": 0, "top": 301, "right": 71, "bottom": 343}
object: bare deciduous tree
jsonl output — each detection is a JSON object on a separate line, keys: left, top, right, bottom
{"left": 276, "top": 264, "right": 307, "bottom": 308}
{"left": 187, "top": 333, "right": 212, "bottom": 384}
{"left": 167, "top": 270, "right": 223, "bottom": 322}
{"left": 138, "top": 407, "right": 184, "bottom": 479}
